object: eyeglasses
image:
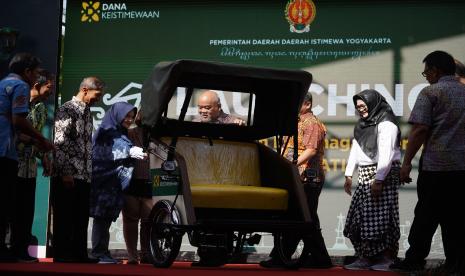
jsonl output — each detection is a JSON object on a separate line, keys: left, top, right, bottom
{"left": 356, "top": 105, "right": 367, "bottom": 111}
{"left": 421, "top": 68, "right": 432, "bottom": 77}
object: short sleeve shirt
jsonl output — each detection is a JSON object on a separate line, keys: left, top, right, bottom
{"left": 17, "top": 101, "right": 47, "bottom": 178}
{"left": 286, "top": 112, "right": 327, "bottom": 175}
{"left": 0, "top": 74, "right": 30, "bottom": 160}
{"left": 408, "top": 76, "right": 465, "bottom": 171}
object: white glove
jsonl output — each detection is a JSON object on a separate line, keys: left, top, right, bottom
{"left": 129, "top": 146, "right": 147, "bottom": 160}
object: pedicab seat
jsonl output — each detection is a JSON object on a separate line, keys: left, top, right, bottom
{"left": 174, "top": 138, "right": 288, "bottom": 211}
{"left": 191, "top": 184, "right": 288, "bottom": 210}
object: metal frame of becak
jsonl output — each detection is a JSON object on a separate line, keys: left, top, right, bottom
{"left": 140, "top": 59, "right": 318, "bottom": 268}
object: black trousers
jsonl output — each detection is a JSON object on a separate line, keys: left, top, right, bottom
{"left": 0, "top": 157, "right": 17, "bottom": 253}
{"left": 11, "top": 177, "right": 36, "bottom": 256}
{"left": 405, "top": 170, "right": 465, "bottom": 268}
{"left": 270, "top": 180, "right": 332, "bottom": 265}
{"left": 50, "top": 177, "right": 90, "bottom": 260}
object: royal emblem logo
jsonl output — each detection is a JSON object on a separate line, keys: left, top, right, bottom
{"left": 285, "top": 0, "right": 316, "bottom": 33}
{"left": 81, "top": 1, "right": 101, "bottom": 23}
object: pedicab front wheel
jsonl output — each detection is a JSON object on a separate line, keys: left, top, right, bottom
{"left": 150, "top": 201, "right": 182, "bottom": 268}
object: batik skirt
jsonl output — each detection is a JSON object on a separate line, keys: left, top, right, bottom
{"left": 343, "top": 162, "right": 401, "bottom": 258}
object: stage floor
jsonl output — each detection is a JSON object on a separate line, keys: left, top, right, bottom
{"left": 0, "top": 259, "right": 399, "bottom": 276}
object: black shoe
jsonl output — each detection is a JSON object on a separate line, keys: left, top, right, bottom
{"left": 259, "top": 259, "right": 285, "bottom": 268}
{"left": 54, "top": 257, "right": 77, "bottom": 263}
{"left": 301, "top": 255, "right": 333, "bottom": 269}
{"left": 390, "top": 259, "right": 425, "bottom": 271}
{"left": 17, "top": 254, "right": 38, "bottom": 263}
{"left": 0, "top": 250, "right": 17, "bottom": 263}
{"left": 140, "top": 256, "right": 153, "bottom": 264}
{"left": 434, "top": 260, "right": 465, "bottom": 274}
{"left": 54, "top": 257, "right": 99, "bottom": 263}
{"left": 192, "top": 258, "right": 226, "bottom": 267}
{"left": 301, "top": 260, "right": 333, "bottom": 269}
{"left": 77, "top": 257, "right": 100, "bottom": 264}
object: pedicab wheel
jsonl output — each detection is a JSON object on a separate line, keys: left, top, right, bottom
{"left": 274, "top": 232, "right": 308, "bottom": 269}
{"left": 150, "top": 201, "right": 182, "bottom": 268}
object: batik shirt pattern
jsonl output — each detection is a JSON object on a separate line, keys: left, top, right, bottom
{"left": 409, "top": 76, "right": 465, "bottom": 171}
{"left": 53, "top": 97, "right": 93, "bottom": 182}
{"left": 286, "top": 112, "right": 327, "bottom": 176}
{"left": 17, "top": 101, "right": 47, "bottom": 178}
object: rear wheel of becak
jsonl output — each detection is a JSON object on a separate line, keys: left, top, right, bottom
{"left": 274, "top": 232, "right": 308, "bottom": 269}
{"left": 150, "top": 200, "right": 182, "bottom": 268}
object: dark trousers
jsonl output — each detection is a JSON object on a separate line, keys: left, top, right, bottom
{"left": 405, "top": 170, "right": 465, "bottom": 268}
{"left": 302, "top": 181, "right": 331, "bottom": 264}
{"left": 0, "top": 157, "right": 17, "bottom": 254}
{"left": 91, "top": 217, "right": 112, "bottom": 259}
{"left": 11, "top": 177, "right": 36, "bottom": 256}
{"left": 51, "top": 177, "right": 90, "bottom": 260}
{"left": 271, "top": 180, "right": 331, "bottom": 265}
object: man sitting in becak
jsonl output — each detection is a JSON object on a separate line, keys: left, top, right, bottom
{"left": 193, "top": 90, "right": 245, "bottom": 125}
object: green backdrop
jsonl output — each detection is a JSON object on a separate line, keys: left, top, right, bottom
{"left": 54, "top": 0, "right": 465, "bottom": 256}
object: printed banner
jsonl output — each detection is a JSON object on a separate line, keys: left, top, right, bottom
{"left": 63, "top": 0, "right": 465, "bottom": 257}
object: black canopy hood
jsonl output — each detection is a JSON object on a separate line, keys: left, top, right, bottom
{"left": 141, "top": 59, "right": 312, "bottom": 141}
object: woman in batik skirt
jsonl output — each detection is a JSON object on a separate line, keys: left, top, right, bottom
{"left": 343, "top": 89, "right": 401, "bottom": 271}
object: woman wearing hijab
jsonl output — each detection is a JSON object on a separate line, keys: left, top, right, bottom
{"left": 90, "top": 102, "right": 147, "bottom": 264}
{"left": 343, "top": 90, "right": 401, "bottom": 271}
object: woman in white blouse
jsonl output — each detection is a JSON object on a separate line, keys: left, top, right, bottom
{"left": 343, "top": 89, "right": 401, "bottom": 271}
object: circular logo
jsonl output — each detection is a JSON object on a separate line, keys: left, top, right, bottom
{"left": 285, "top": 0, "right": 316, "bottom": 33}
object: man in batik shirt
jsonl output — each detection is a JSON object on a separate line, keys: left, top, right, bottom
{"left": 287, "top": 94, "right": 327, "bottom": 184}
{"left": 261, "top": 93, "right": 332, "bottom": 269}
{"left": 52, "top": 77, "right": 103, "bottom": 263}
{"left": 393, "top": 51, "right": 465, "bottom": 273}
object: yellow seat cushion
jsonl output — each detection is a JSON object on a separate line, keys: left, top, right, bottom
{"left": 174, "top": 138, "right": 262, "bottom": 187}
{"left": 165, "top": 137, "right": 289, "bottom": 211}
{"left": 191, "top": 184, "right": 288, "bottom": 210}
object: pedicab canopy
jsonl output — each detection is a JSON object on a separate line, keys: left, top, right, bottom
{"left": 141, "top": 59, "right": 312, "bottom": 141}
